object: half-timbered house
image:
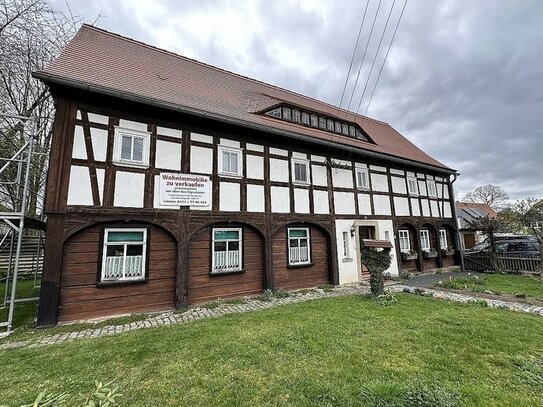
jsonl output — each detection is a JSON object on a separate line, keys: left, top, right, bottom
{"left": 34, "top": 25, "right": 461, "bottom": 326}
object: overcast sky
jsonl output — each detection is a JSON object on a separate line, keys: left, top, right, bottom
{"left": 51, "top": 0, "right": 543, "bottom": 201}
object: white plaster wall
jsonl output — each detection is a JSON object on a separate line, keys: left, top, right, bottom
{"left": 376, "top": 220, "right": 399, "bottom": 276}
{"left": 271, "top": 186, "right": 290, "bottom": 213}
{"left": 373, "top": 195, "right": 392, "bottom": 215}
{"left": 394, "top": 197, "right": 410, "bottom": 216}
{"left": 443, "top": 201, "right": 452, "bottom": 218}
{"left": 90, "top": 128, "right": 108, "bottom": 162}
{"left": 191, "top": 133, "right": 213, "bottom": 144}
{"left": 443, "top": 187, "right": 450, "bottom": 199}
{"left": 421, "top": 199, "right": 431, "bottom": 217}
{"left": 311, "top": 155, "right": 326, "bottom": 163}
{"left": 114, "top": 171, "right": 144, "bottom": 208}
{"left": 72, "top": 126, "right": 86, "bottom": 159}
{"left": 246, "top": 155, "right": 264, "bottom": 179}
{"left": 294, "top": 188, "right": 310, "bottom": 213}
{"left": 370, "top": 165, "right": 386, "bottom": 172}
{"left": 219, "top": 182, "right": 240, "bottom": 211}
{"left": 332, "top": 168, "right": 353, "bottom": 189}
{"left": 311, "top": 165, "right": 328, "bottom": 186}
{"left": 67, "top": 165, "right": 93, "bottom": 206}
{"left": 371, "top": 173, "right": 389, "bottom": 192}
{"left": 391, "top": 176, "right": 407, "bottom": 194}
{"left": 411, "top": 198, "right": 420, "bottom": 216}
{"left": 190, "top": 146, "right": 213, "bottom": 174}
{"left": 335, "top": 219, "right": 358, "bottom": 284}
{"left": 157, "top": 126, "right": 182, "bottom": 138}
{"left": 418, "top": 180, "right": 428, "bottom": 196}
{"left": 156, "top": 140, "right": 181, "bottom": 171}
{"left": 334, "top": 192, "right": 355, "bottom": 214}
{"left": 358, "top": 194, "right": 372, "bottom": 215}
{"left": 119, "top": 119, "right": 147, "bottom": 132}
{"left": 390, "top": 168, "right": 404, "bottom": 176}
{"left": 220, "top": 139, "right": 240, "bottom": 148}
{"left": 246, "top": 143, "right": 263, "bottom": 152}
{"left": 292, "top": 151, "right": 307, "bottom": 159}
{"left": 313, "top": 190, "right": 329, "bottom": 214}
{"left": 247, "top": 184, "right": 265, "bottom": 212}
{"left": 96, "top": 168, "right": 105, "bottom": 205}
{"left": 430, "top": 200, "right": 440, "bottom": 217}
{"left": 269, "top": 147, "right": 287, "bottom": 156}
{"left": 87, "top": 113, "right": 109, "bottom": 125}
{"left": 270, "top": 158, "right": 289, "bottom": 182}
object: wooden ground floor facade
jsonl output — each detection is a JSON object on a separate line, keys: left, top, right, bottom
{"left": 37, "top": 209, "right": 459, "bottom": 326}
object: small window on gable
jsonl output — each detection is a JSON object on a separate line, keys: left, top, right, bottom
{"left": 219, "top": 146, "right": 242, "bottom": 177}
{"left": 292, "top": 158, "right": 309, "bottom": 184}
{"left": 407, "top": 177, "right": 418, "bottom": 195}
{"left": 288, "top": 227, "right": 311, "bottom": 265}
{"left": 101, "top": 228, "right": 147, "bottom": 282}
{"left": 398, "top": 230, "right": 410, "bottom": 252}
{"left": 310, "top": 114, "right": 318, "bottom": 128}
{"left": 282, "top": 107, "right": 292, "bottom": 121}
{"left": 292, "top": 109, "right": 301, "bottom": 123}
{"left": 427, "top": 180, "right": 437, "bottom": 197}
{"left": 113, "top": 127, "right": 150, "bottom": 167}
{"left": 318, "top": 117, "right": 326, "bottom": 130}
{"left": 356, "top": 168, "right": 369, "bottom": 190}
{"left": 349, "top": 125, "right": 356, "bottom": 137}
{"left": 266, "top": 108, "right": 282, "bottom": 118}
{"left": 342, "top": 123, "right": 349, "bottom": 135}
{"left": 301, "top": 112, "right": 310, "bottom": 125}
{"left": 212, "top": 228, "right": 242, "bottom": 273}
{"left": 327, "top": 119, "right": 334, "bottom": 131}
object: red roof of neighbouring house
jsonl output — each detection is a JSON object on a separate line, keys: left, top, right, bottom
{"left": 34, "top": 24, "right": 454, "bottom": 172}
{"left": 456, "top": 202, "right": 497, "bottom": 229}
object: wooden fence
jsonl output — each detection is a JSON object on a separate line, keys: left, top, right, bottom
{"left": 464, "top": 252, "right": 541, "bottom": 274}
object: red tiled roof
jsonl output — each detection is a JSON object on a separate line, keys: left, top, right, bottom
{"left": 35, "top": 24, "right": 454, "bottom": 172}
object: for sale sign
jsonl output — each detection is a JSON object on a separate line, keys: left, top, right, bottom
{"left": 159, "top": 173, "right": 211, "bottom": 206}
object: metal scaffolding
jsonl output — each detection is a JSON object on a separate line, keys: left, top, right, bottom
{"left": 0, "top": 113, "right": 46, "bottom": 336}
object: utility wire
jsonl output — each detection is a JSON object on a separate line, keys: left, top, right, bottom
{"left": 354, "top": 0, "right": 397, "bottom": 117}
{"left": 344, "top": 0, "right": 383, "bottom": 119}
{"left": 359, "top": 0, "right": 408, "bottom": 120}
{"left": 335, "top": 0, "right": 370, "bottom": 118}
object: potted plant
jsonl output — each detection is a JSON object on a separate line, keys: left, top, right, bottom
{"left": 441, "top": 246, "right": 455, "bottom": 257}
{"left": 423, "top": 249, "right": 438, "bottom": 259}
{"left": 401, "top": 250, "right": 418, "bottom": 261}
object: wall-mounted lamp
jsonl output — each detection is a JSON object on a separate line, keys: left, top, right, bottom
{"left": 350, "top": 225, "right": 356, "bottom": 237}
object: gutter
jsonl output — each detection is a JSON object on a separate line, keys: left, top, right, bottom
{"left": 33, "top": 72, "right": 458, "bottom": 176}
{"left": 449, "top": 173, "right": 466, "bottom": 272}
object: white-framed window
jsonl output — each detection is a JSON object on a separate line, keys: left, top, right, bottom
{"left": 398, "top": 230, "right": 410, "bottom": 252}
{"left": 407, "top": 177, "right": 418, "bottom": 195}
{"left": 113, "top": 127, "right": 150, "bottom": 167}
{"left": 212, "top": 228, "right": 242, "bottom": 273}
{"left": 420, "top": 229, "right": 430, "bottom": 251}
{"left": 288, "top": 227, "right": 311, "bottom": 265}
{"left": 427, "top": 180, "right": 437, "bottom": 197}
{"left": 292, "top": 158, "right": 310, "bottom": 184}
{"left": 218, "top": 146, "right": 242, "bottom": 177}
{"left": 101, "top": 228, "right": 147, "bottom": 282}
{"left": 356, "top": 168, "right": 370, "bottom": 189}
{"left": 439, "top": 229, "right": 448, "bottom": 249}
{"left": 342, "top": 231, "right": 350, "bottom": 258}
{"left": 301, "top": 112, "right": 310, "bottom": 125}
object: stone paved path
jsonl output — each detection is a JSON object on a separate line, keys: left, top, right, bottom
{"left": 1, "top": 283, "right": 542, "bottom": 351}
{"left": 402, "top": 271, "right": 481, "bottom": 288}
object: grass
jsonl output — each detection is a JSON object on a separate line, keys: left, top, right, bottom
{"left": 0, "top": 279, "right": 40, "bottom": 332}
{"left": 0, "top": 294, "right": 542, "bottom": 406}
{"left": 436, "top": 273, "right": 543, "bottom": 300}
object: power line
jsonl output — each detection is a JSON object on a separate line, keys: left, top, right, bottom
{"left": 358, "top": 0, "right": 408, "bottom": 120}
{"left": 343, "top": 0, "right": 383, "bottom": 119}
{"left": 354, "top": 0, "right": 397, "bottom": 117}
{"left": 335, "top": 0, "right": 371, "bottom": 118}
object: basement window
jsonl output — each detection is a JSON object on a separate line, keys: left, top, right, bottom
{"left": 113, "top": 127, "right": 150, "bottom": 167}
{"left": 212, "top": 228, "right": 242, "bottom": 273}
{"left": 288, "top": 227, "right": 311, "bottom": 265}
{"left": 101, "top": 228, "right": 147, "bottom": 282}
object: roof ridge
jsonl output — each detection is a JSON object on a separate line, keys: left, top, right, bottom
{"left": 80, "top": 24, "right": 388, "bottom": 126}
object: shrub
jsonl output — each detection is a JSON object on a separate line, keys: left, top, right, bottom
{"left": 361, "top": 247, "right": 392, "bottom": 297}
{"left": 259, "top": 289, "right": 274, "bottom": 302}
{"left": 399, "top": 271, "right": 412, "bottom": 280}
{"left": 375, "top": 291, "right": 398, "bottom": 306}
{"left": 404, "top": 384, "right": 459, "bottom": 407}
{"left": 273, "top": 288, "right": 290, "bottom": 299}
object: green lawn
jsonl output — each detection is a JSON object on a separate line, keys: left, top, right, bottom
{"left": 0, "top": 279, "right": 40, "bottom": 331}
{"left": 0, "top": 294, "right": 542, "bottom": 406}
{"left": 437, "top": 273, "right": 543, "bottom": 300}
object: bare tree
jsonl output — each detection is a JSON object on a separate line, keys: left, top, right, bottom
{"left": 463, "top": 184, "right": 509, "bottom": 210}
{"left": 0, "top": 0, "right": 79, "bottom": 216}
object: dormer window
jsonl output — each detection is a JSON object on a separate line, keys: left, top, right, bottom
{"left": 263, "top": 104, "right": 372, "bottom": 143}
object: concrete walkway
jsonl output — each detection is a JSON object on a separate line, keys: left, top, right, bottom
{"left": 1, "top": 280, "right": 542, "bottom": 351}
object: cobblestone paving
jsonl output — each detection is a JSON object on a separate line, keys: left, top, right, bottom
{"left": 2, "top": 283, "right": 542, "bottom": 351}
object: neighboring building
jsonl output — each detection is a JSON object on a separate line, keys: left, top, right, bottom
{"left": 456, "top": 202, "right": 497, "bottom": 249}
{"left": 34, "top": 25, "right": 460, "bottom": 326}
